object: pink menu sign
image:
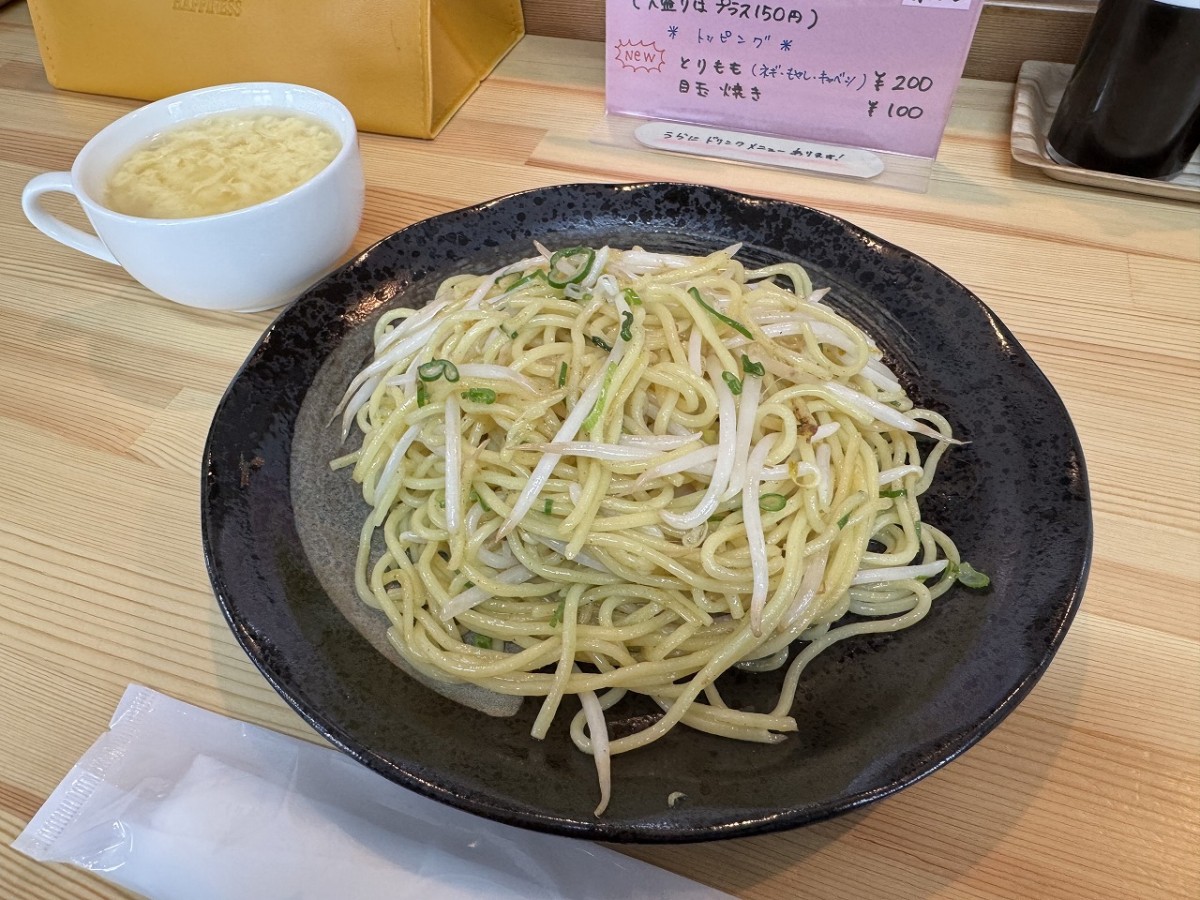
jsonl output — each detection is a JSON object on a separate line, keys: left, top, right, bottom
{"left": 606, "top": 0, "right": 984, "bottom": 159}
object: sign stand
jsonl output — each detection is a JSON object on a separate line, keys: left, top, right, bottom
{"left": 601, "top": 0, "right": 984, "bottom": 192}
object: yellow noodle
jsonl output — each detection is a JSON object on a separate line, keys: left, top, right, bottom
{"left": 333, "top": 244, "right": 982, "bottom": 814}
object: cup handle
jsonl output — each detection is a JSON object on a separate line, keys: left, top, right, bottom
{"left": 21, "top": 172, "right": 119, "bottom": 265}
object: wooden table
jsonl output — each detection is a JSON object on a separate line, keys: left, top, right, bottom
{"left": 2, "top": 5, "right": 1197, "bottom": 898}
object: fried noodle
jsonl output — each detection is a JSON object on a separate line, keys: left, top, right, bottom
{"left": 332, "top": 244, "right": 978, "bottom": 815}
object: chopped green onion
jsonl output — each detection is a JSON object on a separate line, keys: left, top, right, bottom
{"left": 837, "top": 513, "right": 850, "bottom": 529}
{"left": 620, "top": 309, "right": 634, "bottom": 342}
{"left": 506, "top": 269, "right": 549, "bottom": 293}
{"left": 956, "top": 562, "right": 991, "bottom": 589}
{"left": 721, "top": 371, "right": 743, "bottom": 395}
{"left": 880, "top": 488, "right": 907, "bottom": 499}
{"left": 461, "top": 387, "right": 497, "bottom": 404}
{"left": 418, "top": 358, "right": 460, "bottom": 383}
{"left": 741, "top": 355, "right": 765, "bottom": 377}
{"left": 418, "top": 360, "right": 445, "bottom": 382}
{"left": 759, "top": 493, "right": 787, "bottom": 512}
{"left": 416, "top": 381, "right": 429, "bottom": 407}
{"left": 557, "top": 361, "right": 568, "bottom": 387}
{"left": 467, "top": 633, "right": 493, "bottom": 650}
{"left": 590, "top": 335, "right": 613, "bottom": 352}
{"left": 582, "top": 362, "right": 618, "bottom": 432}
{"left": 623, "top": 288, "right": 643, "bottom": 306}
{"left": 507, "top": 329, "right": 519, "bottom": 340}
{"left": 688, "top": 286, "right": 753, "bottom": 340}
{"left": 547, "top": 247, "right": 596, "bottom": 289}
{"left": 543, "top": 499, "right": 553, "bottom": 515}
{"left": 549, "top": 598, "right": 567, "bottom": 628}
{"left": 495, "top": 271, "right": 523, "bottom": 291}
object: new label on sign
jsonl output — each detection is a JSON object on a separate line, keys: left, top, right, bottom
{"left": 606, "top": 0, "right": 984, "bottom": 160}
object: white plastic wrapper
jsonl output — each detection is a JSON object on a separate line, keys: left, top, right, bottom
{"left": 13, "top": 685, "right": 733, "bottom": 900}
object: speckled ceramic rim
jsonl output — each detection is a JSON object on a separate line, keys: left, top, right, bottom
{"left": 202, "top": 182, "right": 1091, "bottom": 842}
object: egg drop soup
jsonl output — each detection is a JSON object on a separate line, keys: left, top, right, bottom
{"left": 105, "top": 111, "right": 342, "bottom": 219}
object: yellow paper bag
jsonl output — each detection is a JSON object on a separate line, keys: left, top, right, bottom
{"left": 26, "top": 0, "right": 525, "bottom": 137}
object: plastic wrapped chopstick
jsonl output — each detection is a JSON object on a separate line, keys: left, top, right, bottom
{"left": 13, "top": 685, "right": 733, "bottom": 900}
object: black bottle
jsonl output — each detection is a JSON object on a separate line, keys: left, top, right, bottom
{"left": 1047, "top": 0, "right": 1200, "bottom": 179}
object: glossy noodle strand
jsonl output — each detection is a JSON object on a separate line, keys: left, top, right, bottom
{"left": 332, "top": 245, "right": 983, "bottom": 815}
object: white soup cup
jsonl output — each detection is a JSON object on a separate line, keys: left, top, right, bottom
{"left": 21, "top": 82, "right": 365, "bottom": 313}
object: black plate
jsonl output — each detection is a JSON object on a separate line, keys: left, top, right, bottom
{"left": 202, "top": 182, "right": 1091, "bottom": 842}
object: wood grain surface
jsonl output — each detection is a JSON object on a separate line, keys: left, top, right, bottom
{"left": 1, "top": 3, "right": 1198, "bottom": 899}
